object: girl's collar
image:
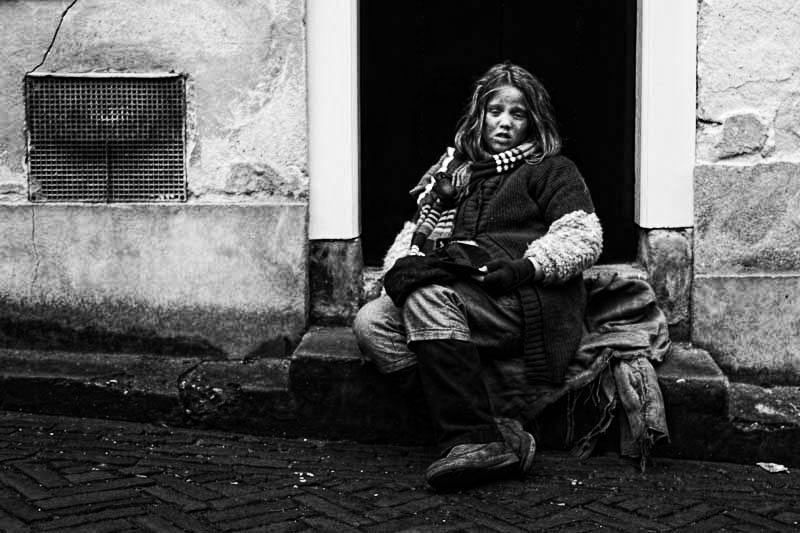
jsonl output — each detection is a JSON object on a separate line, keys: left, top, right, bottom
{"left": 488, "top": 142, "right": 536, "bottom": 173}
{"left": 470, "top": 142, "right": 536, "bottom": 175}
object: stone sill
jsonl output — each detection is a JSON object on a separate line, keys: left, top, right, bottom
{"left": 695, "top": 272, "right": 800, "bottom": 279}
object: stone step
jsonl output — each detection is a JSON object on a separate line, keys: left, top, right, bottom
{"left": 290, "top": 329, "right": 799, "bottom": 466}
{"left": 289, "top": 328, "right": 731, "bottom": 456}
{"left": 1, "top": 328, "right": 798, "bottom": 467}
{"left": 729, "top": 382, "right": 800, "bottom": 427}
{"left": 0, "top": 348, "right": 294, "bottom": 434}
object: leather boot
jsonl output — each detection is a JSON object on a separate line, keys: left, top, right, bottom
{"left": 409, "top": 339, "right": 502, "bottom": 452}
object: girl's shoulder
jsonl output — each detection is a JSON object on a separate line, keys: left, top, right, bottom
{"left": 535, "top": 154, "right": 580, "bottom": 173}
{"left": 516, "top": 154, "right": 582, "bottom": 181}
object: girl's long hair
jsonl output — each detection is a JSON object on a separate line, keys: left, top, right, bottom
{"left": 454, "top": 62, "right": 561, "bottom": 163}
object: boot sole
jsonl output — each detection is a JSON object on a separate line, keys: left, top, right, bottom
{"left": 426, "top": 452, "right": 519, "bottom": 491}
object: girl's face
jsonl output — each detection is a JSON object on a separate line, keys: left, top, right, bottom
{"left": 481, "top": 85, "right": 530, "bottom": 154}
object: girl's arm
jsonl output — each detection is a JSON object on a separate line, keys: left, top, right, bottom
{"left": 524, "top": 157, "right": 603, "bottom": 284}
{"left": 524, "top": 209, "right": 602, "bottom": 284}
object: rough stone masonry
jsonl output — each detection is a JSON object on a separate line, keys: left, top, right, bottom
{"left": 693, "top": 0, "right": 800, "bottom": 383}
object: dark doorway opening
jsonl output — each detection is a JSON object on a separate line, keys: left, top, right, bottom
{"left": 360, "top": 0, "right": 637, "bottom": 265}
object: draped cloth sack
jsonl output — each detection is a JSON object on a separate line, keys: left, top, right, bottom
{"left": 484, "top": 271, "right": 671, "bottom": 470}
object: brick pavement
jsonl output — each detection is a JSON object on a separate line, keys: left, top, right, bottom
{"left": 0, "top": 410, "right": 798, "bottom": 532}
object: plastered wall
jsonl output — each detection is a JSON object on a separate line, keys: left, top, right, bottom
{"left": 0, "top": 0, "right": 307, "bottom": 202}
{"left": 0, "top": 0, "right": 309, "bottom": 358}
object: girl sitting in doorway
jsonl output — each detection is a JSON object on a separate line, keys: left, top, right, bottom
{"left": 353, "top": 62, "right": 603, "bottom": 490}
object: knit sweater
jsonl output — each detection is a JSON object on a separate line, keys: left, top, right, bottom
{"left": 384, "top": 154, "right": 602, "bottom": 383}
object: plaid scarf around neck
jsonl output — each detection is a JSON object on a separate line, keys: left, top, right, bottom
{"left": 409, "top": 142, "right": 537, "bottom": 252}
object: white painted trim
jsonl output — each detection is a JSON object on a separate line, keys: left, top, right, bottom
{"left": 307, "top": 0, "right": 360, "bottom": 240}
{"left": 306, "top": 1, "right": 697, "bottom": 237}
{"left": 635, "top": 0, "right": 696, "bottom": 228}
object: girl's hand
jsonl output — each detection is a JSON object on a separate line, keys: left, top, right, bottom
{"left": 473, "top": 265, "right": 488, "bottom": 283}
{"left": 481, "top": 258, "right": 537, "bottom": 294}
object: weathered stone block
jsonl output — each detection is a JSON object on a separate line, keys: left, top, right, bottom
{"left": 637, "top": 229, "right": 692, "bottom": 339}
{"left": 715, "top": 114, "right": 768, "bottom": 159}
{"left": 730, "top": 382, "right": 800, "bottom": 426}
{"left": 654, "top": 344, "right": 733, "bottom": 462}
{"left": 693, "top": 274, "right": 800, "bottom": 383}
{"left": 179, "top": 358, "right": 294, "bottom": 430}
{"left": 582, "top": 263, "right": 648, "bottom": 282}
{"left": 0, "top": 203, "right": 308, "bottom": 358}
{"left": 657, "top": 344, "right": 728, "bottom": 415}
{"left": 697, "top": 0, "right": 800, "bottom": 127}
{"left": 774, "top": 92, "right": 800, "bottom": 156}
{"left": 0, "top": 348, "right": 199, "bottom": 423}
{"left": 695, "top": 163, "right": 800, "bottom": 274}
{"left": 309, "top": 239, "right": 363, "bottom": 325}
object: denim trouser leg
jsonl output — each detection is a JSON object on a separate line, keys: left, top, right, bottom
{"left": 353, "top": 282, "right": 522, "bottom": 373}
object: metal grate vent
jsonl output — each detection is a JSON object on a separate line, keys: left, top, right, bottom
{"left": 25, "top": 74, "right": 187, "bottom": 202}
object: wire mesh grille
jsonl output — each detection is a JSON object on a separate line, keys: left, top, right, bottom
{"left": 25, "top": 75, "right": 187, "bottom": 202}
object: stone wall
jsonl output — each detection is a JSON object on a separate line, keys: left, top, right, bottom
{"left": 637, "top": 229, "right": 693, "bottom": 342}
{"left": 0, "top": 0, "right": 309, "bottom": 358}
{"left": 694, "top": 0, "right": 800, "bottom": 383}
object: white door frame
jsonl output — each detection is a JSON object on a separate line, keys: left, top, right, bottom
{"left": 307, "top": 0, "right": 360, "bottom": 240}
{"left": 635, "top": 0, "right": 695, "bottom": 228}
{"left": 307, "top": 0, "right": 696, "bottom": 240}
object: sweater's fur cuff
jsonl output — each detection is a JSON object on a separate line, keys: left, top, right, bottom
{"left": 524, "top": 210, "right": 603, "bottom": 284}
{"left": 381, "top": 221, "right": 416, "bottom": 277}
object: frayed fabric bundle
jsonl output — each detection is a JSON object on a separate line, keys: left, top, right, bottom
{"left": 480, "top": 271, "right": 671, "bottom": 470}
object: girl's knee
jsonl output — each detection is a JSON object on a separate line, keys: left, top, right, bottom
{"left": 353, "top": 301, "right": 376, "bottom": 344}
{"left": 352, "top": 296, "right": 417, "bottom": 371}
{"left": 405, "top": 284, "right": 458, "bottom": 308}
{"left": 403, "top": 284, "right": 465, "bottom": 326}
{"left": 353, "top": 295, "right": 399, "bottom": 347}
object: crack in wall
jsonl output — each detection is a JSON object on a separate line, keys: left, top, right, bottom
{"left": 28, "top": 0, "right": 80, "bottom": 73}
{"left": 29, "top": 207, "right": 40, "bottom": 294}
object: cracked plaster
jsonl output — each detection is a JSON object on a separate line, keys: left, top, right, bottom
{"left": 0, "top": 1, "right": 70, "bottom": 188}
{"left": 0, "top": 203, "right": 309, "bottom": 358}
{"left": 697, "top": 0, "right": 800, "bottom": 163}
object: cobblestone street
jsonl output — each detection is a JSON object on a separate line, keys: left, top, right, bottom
{"left": 0, "top": 411, "right": 798, "bottom": 531}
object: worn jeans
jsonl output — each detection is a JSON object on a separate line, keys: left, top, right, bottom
{"left": 353, "top": 281, "right": 523, "bottom": 373}
{"left": 353, "top": 282, "right": 524, "bottom": 452}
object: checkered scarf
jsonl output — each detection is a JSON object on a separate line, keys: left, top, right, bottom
{"left": 410, "top": 143, "right": 536, "bottom": 249}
